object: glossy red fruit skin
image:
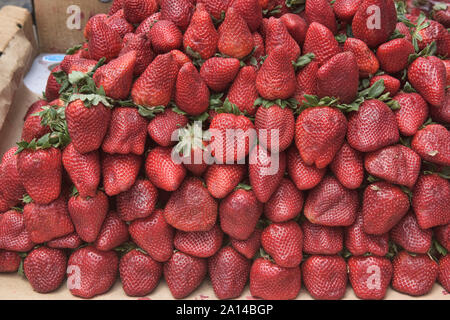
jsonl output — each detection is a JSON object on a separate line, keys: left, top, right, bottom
{"left": 135, "top": 12, "right": 161, "bottom": 34}
{"left": 333, "top": 0, "right": 361, "bottom": 22}
{"left": 21, "top": 106, "right": 51, "bottom": 143}
{"left": 148, "top": 108, "right": 188, "bottom": 147}
{"left": 303, "top": 22, "right": 341, "bottom": 66}
{"left": 67, "top": 246, "right": 119, "bottom": 299}
{"left": 116, "top": 179, "right": 158, "bottom": 222}
{"left": 0, "top": 211, "right": 34, "bottom": 252}
{"left": 348, "top": 256, "right": 393, "bottom": 300}
{"left": 119, "top": 249, "right": 162, "bottom": 297}
{"left": 343, "top": 37, "right": 379, "bottom": 78}
{"left": 362, "top": 182, "right": 410, "bottom": 235}
{"left": 227, "top": 66, "right": 259, "bottom": 116}
{"left": 302, "top": 220, "right": 344, "bottom": 255}
{"left": 200, "top": 57, "right": 240, "bottom": 92}
{"left": 438, "top": 255, "right": 450, "bottom": 293}
{"left": 305, "top": 0, "right": 337, "bottom": 34}
{"left": 250, "top": 258, "right": 301, "bottom": 300}
{"left": 102, "top": 153, "right": 142, "bottom": 196}
{"left": 369, "top": 74, "right": 400, "bottom": 97}
{"left": 160, "top": 0, "right": 194, "bottom": 31}
{"left": 198, "top": 0, "right": 230, "bottom": 21}
{"left": 87, "top": 19, "right": 122, "bottom": 62}
{"left": 0, "top": 147, "right": 26, "bottom": 212}
{"left": 390, "top": 212, "right": 432, "bottom": 254}
{"left": 302, "top": 255, "right": 348, "bottom": 300}
{"left": 392, "top": 251, "right": 438, "bottom": 296}
{"left": 411, "top": 124, "right": 450, "bottom": 167}
{"left": 280, "top": 13, "right": 308, "bottom": 46}
{"left": 163, "top": 251, "right": 207, "bottom": 299}
{"left": 230, "top": 229, "right": 262, "bottom": 259}
{"left": 47, "top": 233, "right": 83, "bottom": 249}
{"left": 149, "top": 20, "right": 182, "bottom": 54}
{"left": 123, "top": 0, "right": 158, "bottom": 24}
{"left": 304, "top": 175, "right": 358, "bottom": 227}
{"left": 229, "top": 0, "right": 262, "bottom": 32}
{"left": 174, "top": 224, "right": 223, "bottom": 258}
{"left": 129, "top": 209, "right": 174, "bottom": 263}
{"left": 0, "top": 250, "right": 21, "bottom": 272}
{"left": 265, "top": 17, "right": 300, "bottom": 63}
{"left": 347, "top": 99, "right": 399, "bottom": 153}
{"left": 295, "top": 62, "right": 319, "bottom": 104}
{"left": 345, "top": 213, "right": 389, "bottom": 256}
{"left": 393, "top": 93, "right": 429, "bottom": 137}
{"left": 264, "top": 178, "right": 303, "bottom": 223}
{"left": 220, "top": 189, "right": 263, "bottom": 240}
{"left": 364, "top": 145, "right": 421, "bottom": 189}
{"left": 376, "top": 38, "right": 415, "bottom": 74}
{"left": 330, "top": 142, "right": 364, "bottom": 190}
{"left": 431, "top": 90, "right": 450, "bottom": 124}
{"left": 106, "top": 9, "right": 134, "bottom": 38}
{"left": 209, "top": 246, "right": 251, "bottom": 299}
{"left": 435, "top": 224, "right": 450, "bottom": 251}
{"left": 120, "top": 33, "right": 154, "bottom": 76}
{"left": 412, "top": 174, "right": 450, "bottom": 229}
{"left": 287, "top": 146, "right": 326, "bottom": 190}
{"left": 94, "top": 212, "right": 129, "bottom": 251}
{"left": 205, "top": 164, "right": 245, "bottom": 199}
{"left": 45, "top": 65, "right": 62, "bottom": 102}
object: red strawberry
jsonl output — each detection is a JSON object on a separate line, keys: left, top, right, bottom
{"left": 265, "top": 17, "right": 301, "bottom": 62}
{"left": 330, "top": 142, "right": 364, "bottom": 190}
{"left": 102, "top": 153, "right": 142, "bottom": 196}
{"left": 200, "top": 57, "right": 240, "bottom": 92}
{"left": 303, "top": 22, "right": 341, "bottom": 65}
{"left": 160, "top": 0, "right": 194, "bottom": 31}
{"left": 392, "top": 251, "right": 438, "bottom": 296}
{"left": 435, "top": 224, "right": 450, "bottom": 251}
{"left": 116, "top": 179, "right": 158, "bottom": 222}
{"left": 109, "top": 0, "right": 124, "bottom": 15}
{"left": 164, "top": 251, "right": 207, "bottom": 299}
{"left": 0, "top": 250, "right": 21, "bottom": 272}
{"left": 347, "top": 99, "right": 399, "bottom": 152}
{"left": 362, "top": 182, "right": 410, "bottom": 235}
{"left": 412, "top": 174, "right": 450, "bottom": 229}
{"left": 66, "top": 100, "right": 112, "bottom": 154}
{"left": 305, "top": 0, "right": 337, "bottom": 34}
{"left": 345, "top": 212, "right": 389, "bottom": 256}
{"left": 218, "top": 7, "right": 254, "bottom": 59}
{"left": 24, "top": 247, "right": 67, "bottom": 293}
{"left": 87, "top": 19, "right": 122, "bottom": 62}
{"left": 47, "top": 233, "right": 82, "bottom": 250}
{"left": 123, "top": 0, "right": 158, "bottom": 23}
{"left": 61, "top": 56, "right": 98, "bottom": 74}
{"left": 369, "top": 75, "right": 401, "bottom": 97}
{"left": 250, "top": 258, "right": 301, "bottom": 300}
{"left": 120, "top": 33, "right": 154, "bottom": 76}
{"left": 287, "top": 146, "right": 326, "bottom": 190}
{"left": 294, "top": 61, "right": 319, "bottom": 103}
{"left": 68, "top": 191, "right": 108, "bottom": 243}
{"left": 45, "top": 66, "right": 62, "bottom": 102}
{"left": 197, "top": 0, "right": 230, "bottom": 20}
{"left": 376, "top": 38, "right": 415, "bottom": 74}
{"left": 174, "top": 224, "right": 223, "bottom": 258}
{"left": 430, "top": 90, "right": 450, "bottom": 124}
{"left": 230, "top": 229, "right": 262, "bottom": 259}
{"left": 438, "top": 255, "right": 450, "bottom": 293}
{"left": 392, "top": 93, "right": 429, "bottom": 137}
{"left": 390, "top": 211, "right": 432, "bottom": 254}
{"left": 408, "top": 56, "right": 446, "bottom": 107}
{"left": 411, "top": 124, "right": 450, "bottom": 166}
{"left": 227, "top": 66, "right": 259, "bottom": 116}
{"left": 0, "top": 210, "right": 34, "bottom": 252}
{"left": 135, "top": 12, "right": 162, "bottom": 34}
{"left": 165, "top": 177, "right": 218, "bottom": 232}
{"left": 129, "top": 209, "right": 174, "bottom": 262}
{"left": 94, "top": 211, "right": 129, "bottom": 251}
{"left": 205, "top": 164, "right": 245, "bottom": 199}
{"left": 302, "top": 220, "right": 343, "bottom": 255}
{"left": 147, "top": 108, "right": 188, "bottom": 147}
{"left": 106, "top": 9, "right": 134, "bottom": 38}
{"left": 304, "top": 175, "right": 358, "bottom": 227}
{"left": 333, "top": 0, "right": 361, "bottom": 22}
{"left": 119, "top": 249, "right": 162, "bottom": 297}
{"left": 264, "top": 178, "right": 303, "bottom": 223}
{"left": 256, "top": 46, "right": 296, "bottom": 100}
{"left": 131, "top": 52, "right": 179, "bottom": 107}
{"left": 149, "top": 20, "right": 183, "bottom": 53}
{"left": 352, "top": 0, "right": 397, "bottom": 48}
{"left": 348, "top": 256, "right": 393, "bottom": 300}
{"left": 219, "top": 188, "right": 263, "bottom": 240}
{"left": 280, "top": 13, "right": 308, "bottom": 46}
{"left": 0, "top": 147, "right": 26, "bottom": 212}
{"left": 343, "top": 37, "right": 380, "bottom": 78}
{"left": 209, "top": 246, "right": 251, "bottom": 299}
{"left": 302, "top": 255, "right": 348, "bottom": 300}
{"left": 396, "top": 21, "right": 412, "bottom": 41}
{"left": 24, "top": 100, "right": 47, "bottom": 121}
{"left": 21, "top": 106, "right": 51, "bottom": 143}
{"left": 67, "top": 246, "right": 118, "bottom": 299}
{"left": 251, "top": 31, "right": 265, "bottom": 64}
{"left": 229, "top": 0, "right": 262, "bottom": 32}
{"left": 249, "top": 146, "right": 286, "bottom": 203}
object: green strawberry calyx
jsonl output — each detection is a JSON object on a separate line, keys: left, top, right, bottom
{"left": 254, "top": 97, "right": 299, "bottom": 110}
{"left": 292, "top": 53, "right": 315, "bottom": 71}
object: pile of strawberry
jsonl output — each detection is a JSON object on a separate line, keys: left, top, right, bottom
{"left": 0, "top": 0, "right": 449, "bottom": 300}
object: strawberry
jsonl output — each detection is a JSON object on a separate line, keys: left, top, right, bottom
{"left": 68, "top": 191, "right": 109, "bottom": 243}
{"left": 183, "top": 3, "right": 219, "bottom": 60}
{"left": 347, "top": 99, "right": 400, "bottom": 152}
{"left": 163, "top": 251, "right": 207, "bottom": 299}
{"left": 249, "top": 146, "right": 286, "bottom": 203}
{"left": 109, "top": 0, "right": 124, "bottom": 15}
{"left": 287, "top": 146, "right": 326, "bottom": 190}
{"left": 430, "top": 90, "right": 450, "bottom": 124}
{"left": 174, "top": 224, "right": 223, "bottom": 258}
{"left": 219, "top": 188, "right": 263, "bottom": 240}
{"left": 251, "top": 32, "right": 265, "bottom": 64}
{"left": 106, "top": 9, "right": 135, "bottom": 38}
{"left": 123, "top": 0, "right": 158, "bottom": 24}
{"left": 352, "top": 0, "right": 397, "bottom": 48}
{"left": 302, "top": 220, "right": 343, "bottom": 255}
{"left": 250, "top": 258, "right": 301, "bottom": 300}
{"left": 0, "top": 211, "right": 34, "bottom": 252}
{"left": 45, "top": 66, "right": 62, "bottom": 102}
{"left": 369, "top": 75, "right": 400, "bottom": 97}
{"left": 24, "top": 100, "right": 47, "bottom": 121}
{"left": 66, "top": 100, "right": 112, "bottom": 154}
{"left": 265, "top": 17, "right": 301, "bottom": 63}
{"left": 94, "top": 211, "right": 129, "bottom": 251}
{"left": 62, "top": 143, "right": 100, "bottom": 199}
{"left": 129, "top": 209, "right": 174, "bottom": 262}
{"left": 343, "top": 38, "right": 379, "bottom": 78}
{"left": 365, "top": 145, "right": 421, "bottom": 189}
{"left": 438, "top": 255, "right": 450, "bottom": 293}
{"left": 198, "top": 0, "right": 230, "bottom": 21}
{"left": 348, "top": 256, "right": 393, "bottom": 300}
{"left": 0, "top": 147, "right": 26, "bottom": 212}
{"left": 0, "top": 250, "right": 21, "bottom": 272}
{"left": 165, "top": 177, "right": 218, "bottom": 232}
{"left": 149, "top": 20, "right": 183, "bottom": 54}
{"left": 145, "top": 146, "right": 186, "bottom": 192}
{"left": 120, "top": 33, "right": 154, "bottom": 76}
{"left": 218, "top": 7, "right": 254, "bottom": 59}
{"left": 302, "top": 255, "right": 348, "bottom": 300}
{"left": 264, "top": 178, "right": 303, "bottom": 223}
{"left": 230, "top": 229, "right": 262, "bottom": 259}
{"left": 131, "top": 52, "right": 179, "bottom": 107}
{"left": 200, "top": 57, "right": 240, "bottom": 92}
{"left": 60, "top": 56, "right": 97, "bottom": 74}
{"left": 87, "top": 19, "right": 122, "bottom": 62}
{"left": 209, "top": 246, "right": 251, "bottom": 299}
{"left": 24, "top": 247, "right": 67, "bottom": 293}
{"left": 47, "top": 233, "right": 82, "bottom": 249}
{"left": 280, "top": 13, "right": 308, "bottom": 46}
{"left": 102, "top": 107, "right": 148, "bottom": 155}
{"left": 434, "top": 5, "right": 450, "bottom": 28}
{"left": 408, "top": 56, "right": 446, "bottom": 107}
{"left": 256, "top": 46, "right": 296, "bottom": 100}
{"left": 435, "top": 224, "right": 450, "bottom": 251}
{"left": 102, "top": 153, "right": 142, "bottom": 196}
{"left": 376, "top": 38, "right": 415, "bottom": 75}
{"left": 21, "top": 106, "right": 51, "bottom": 143}
{"left": 160, "top": 0, "right": 194, "bottom": 31}
{"left": 229, "top": 0, "right": 262, "bottom": 32}
{"left": 119, "top": 249, "right": 162, "bottom": 297}
{"left": 392, "top": 93, "right": 429, "bottom": 136}
{"left": 227, "top": 66, "right": 259, "bottom": 116}
{"left": 148, "top": 108, "right": 188, "bottom": 147}
{"left": 411, "top": 124, "right": 450, "bottom": 166}
{"left": 303, "top": 22, "right": 341, "bottom": 66}
{"left": 362, "top": 182, "right": 410, "bottom": 235}
{"left": 116, "top": 179, "right": 158, "bottom": 222}
{"left": 390, "top": 211, "right": 432, "bottom": 254}
{"left": 392, "top": 251, "right": 438, "bottom": 296}
{"left": 333, "top": 0, "right": 361, "bottom": 22}
{"left": 294, "top": 61, "right": 319, "bottom": 103}
{"left": 396, "top": 21, "right": 412, "bottom": 42}
{"left": 305, "top": 0, "right": 337, "bottom": 34}
{"left": 135, "top": 12, "right": 162, "bottom": 34}
{"left": 67, "top": 246, "right": 118, "bottom": 299}
{"left": 304, "top": 175, "right": 358, "bottom": 227}
{"left": 205, "top": 164, "right": 245, "bottom": 199}
{"left": 330, "top": 142, "right": 364, "bottom": 190}
{"left": 412, "top": 174, "right": 450, "bottom": 229}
